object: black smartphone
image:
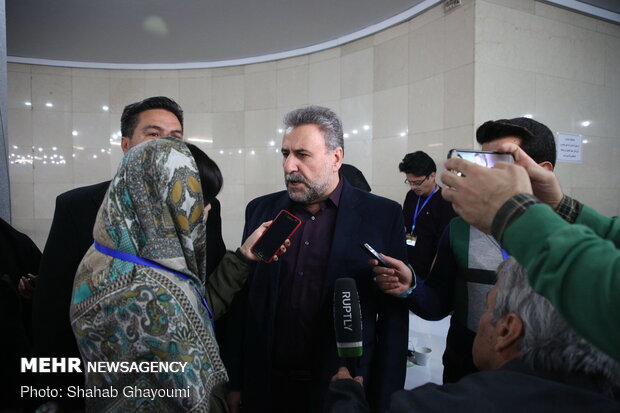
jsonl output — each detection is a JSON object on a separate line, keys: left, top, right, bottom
{"left": 251, "top": 210, "right": 302, "bottom": 263}
{"left": 361, "top": 243, "right": 390, "bottom": 268}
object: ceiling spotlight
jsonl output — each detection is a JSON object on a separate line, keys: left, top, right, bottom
{"left": 523, "top": 113, "right": 533, "bottom": 119}
{"left": 72, "top": 131, "right": 78, "bottom": 136}
{"left": 581, "top": 121, "right": 591, "bottom": 127}
{"left": 363, "top": 125, "right": 370, "bottom": 131}
{"left": 45, "top": 102, "right": 53, "bottom": 108}
{"left": 269, "top": 140, "right": 275, "bottom": 147}
{"left": 25, "top": 102, "right": 32, "bottom": 106}
{"left": 251, "top": 150, "right": 256, "bottom": 155}
{"left": 102, "top": 105, "right": 110, "bottom": 111}
{"left": 352, "top": 129, "right": 358, "bottom": 135}
{"left": 582, "top": 139, "right": 589, "bottom": 144}
{"left": 278, "top": 129, "right": 284, "bottom": 134}
{"left": 52, "top": 146, "right": 57, "bottom": 151}
{"left": 343, "top": 133, "right": 349, "bottom": 138}
{"left": 238, "top": 149, "right": 243, "bottom": 154}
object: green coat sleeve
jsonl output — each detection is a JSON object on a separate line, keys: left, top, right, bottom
{"left": 205, "top": 250, "right": 252, "bottom": 321}
{"left": 503, "top": 203, "right": 620, "bottom": 361}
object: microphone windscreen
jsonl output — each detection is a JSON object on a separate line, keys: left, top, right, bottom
{"left": 333, "top": 278, "right": 363, "bottom": 358}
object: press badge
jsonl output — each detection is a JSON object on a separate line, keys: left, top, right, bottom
{"left": 406, "top": 233, "right": 417, "bottom": 247}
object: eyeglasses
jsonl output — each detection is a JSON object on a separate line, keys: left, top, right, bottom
{"left": 404, "top": 176, "right": 429, "bottom": 187}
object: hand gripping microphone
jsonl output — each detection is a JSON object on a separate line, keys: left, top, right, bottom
{"left": 333, "top": 277, "right": 363, "bottom": 376}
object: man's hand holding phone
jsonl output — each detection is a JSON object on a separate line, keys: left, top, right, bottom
{"left": 441, "top": 148, "right": 533, "bottom": 234}
{"left": 365, "top": 249, "right": 413, "bottom": 296}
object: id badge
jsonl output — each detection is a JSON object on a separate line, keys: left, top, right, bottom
{"left": 406, "top": 233, "right": 417, "bottom": 247}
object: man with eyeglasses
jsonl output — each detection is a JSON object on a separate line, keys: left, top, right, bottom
{"left": 399, "top": 151, "right": 456, "bottom": 279}
{"left": 380, "top": 119, "right": 558, "bottom": 384}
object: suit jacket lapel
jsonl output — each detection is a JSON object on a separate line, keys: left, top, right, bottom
{"left": 322, "top": 181, "right": 362, "bottom": 298}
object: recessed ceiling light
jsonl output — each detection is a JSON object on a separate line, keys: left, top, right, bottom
{"left": 102, "top": 105, "right": 109, "bottom": 111}
{"left": 581, "top": 121, "right": 591, "bottom": 127}
{"left": 45, "top": 102, "right": 53, "bottom": 108}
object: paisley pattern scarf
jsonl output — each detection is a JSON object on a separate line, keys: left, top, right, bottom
{"left": 70, "top": 137, "right": 226, "bottom": 412}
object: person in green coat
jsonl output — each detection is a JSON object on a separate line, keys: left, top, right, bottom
{"left": 441, "top": 141, "right": 620, "bottom": 362}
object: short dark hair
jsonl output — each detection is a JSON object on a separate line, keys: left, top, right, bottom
{"left": 476, "top": 118, "right": 556, "bottom": 166}
{"left": 120, "top": 96, "right": 184, "bottom": 138}
{"left": 186, "top": 143, "right": 223, "bottom": 205}
{"left": 398, "top": 151, "right": 436, "bottom": 176}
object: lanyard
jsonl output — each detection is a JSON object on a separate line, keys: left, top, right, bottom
{"left": 412, "top": 185, "right": 438, "bottom": 232}
{"left": 501, "top": 248, "right": 509, "bottom": 261}
{"left": 93, "top": 241, "right": 214, "bottom": 326}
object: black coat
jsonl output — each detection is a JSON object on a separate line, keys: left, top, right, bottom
{"left": 224, "top": 180, "right": 409, "bottom": 413}
{"left": 328, "top": 358, "right": 620, "bottom": 413}
{"left": 31, "top": 180, "right": 226, "bottom": 410}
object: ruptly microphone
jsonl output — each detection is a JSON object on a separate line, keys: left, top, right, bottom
{"left": 333, "top": 277, "right": 363, "bottom": 376}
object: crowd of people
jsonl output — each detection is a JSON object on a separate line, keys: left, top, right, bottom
{"left": 4, "top": 96, "right": 618, "bottom": 412}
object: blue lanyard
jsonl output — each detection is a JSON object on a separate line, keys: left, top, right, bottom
{"left": 501, "top": 248, "right": 509, "bottom": 261}
{"left": 412, "top": 185, "right": 438, "bottom": 232}
{"left": 93, "top": 241, "right": 214, "bottom": 326}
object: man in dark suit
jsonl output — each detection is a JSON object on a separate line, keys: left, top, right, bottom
{"left": 224, "top": 106, "right": 409, "bottom": 413}
{"left": 31, "top": 96, "right": 226, "bottom": 411}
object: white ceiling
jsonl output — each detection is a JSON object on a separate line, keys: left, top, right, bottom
{"left": 6, "top": 0, "right": 619, "bottom": 69}
{"left": 6, "top": 0, "right": 432, "bottom": 68}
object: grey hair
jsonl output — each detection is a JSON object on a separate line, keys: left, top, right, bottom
{"left": 493, "top": 258, "right": 620, "bottom": 389}
{"left": 283, "top": 106, "right": 344, "bottom": 152}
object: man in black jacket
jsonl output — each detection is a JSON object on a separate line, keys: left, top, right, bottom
{"left": 30, "top": 96, "right": 226, "bottom": 411}
{"left": 328, "top": 258, "right": 620, "bottom": 413}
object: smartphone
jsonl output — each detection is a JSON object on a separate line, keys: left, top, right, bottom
{"left": 447, "top": 149, "right": 514, "bottom": 168}
{"left": 447, "top": 149, "right": 514, "bottom": 176}
{"left": 361, "top": 243, "right": 390, "bottom": 268}
{"left": 251, "top": 210, "right": 302, "bottom": 263}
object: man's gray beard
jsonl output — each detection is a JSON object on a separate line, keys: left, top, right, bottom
{"left": 285, "top": 173, "right": 330, "bottom": 204}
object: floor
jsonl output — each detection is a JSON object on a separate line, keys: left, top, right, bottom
{"left": 404, "top": 313, "right": 450, "bottom": 389}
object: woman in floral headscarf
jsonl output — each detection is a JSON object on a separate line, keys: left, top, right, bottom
{"left": 70, "top": 137, "right": 280, "bottom": 412}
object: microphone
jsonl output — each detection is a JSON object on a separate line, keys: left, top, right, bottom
{"left": 333, "top": 277, "right": 363, "bottom": 376}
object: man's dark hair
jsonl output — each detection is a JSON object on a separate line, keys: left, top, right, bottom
{"left": 398, "top": 151, "right": 436, "bottom": 177}
{"left": 120, "top": 96, "right": 184, "bottom": 138}
{"left": 476, "top": 118, "right": 556, "bottom": 167}
{"left": 186, "top": 143, "right": 223, "bottom": 205}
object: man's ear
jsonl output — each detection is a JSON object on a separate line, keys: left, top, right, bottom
{"left": 538, "top": 160, "right": 554, "bottom": 172}
{"left": 494, "top": 313, "right": 523, "bottom": 353}
{"left": 121, "top": 136, "right": 131, "bottom": 154}
{"left": 333, "top": 147, "right": 344, "bottom": 171}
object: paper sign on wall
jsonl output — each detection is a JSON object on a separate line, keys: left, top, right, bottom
{"left": 556, "top": 132, "right": 583, "bottom": 163}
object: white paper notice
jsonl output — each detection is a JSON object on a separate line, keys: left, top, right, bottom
{"left": 556, "top": 132, "right": 583, "bottom": 163}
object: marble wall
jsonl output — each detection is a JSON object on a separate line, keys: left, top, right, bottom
{"left": 475, "top": 0, "right": 620, "bottom": 216}
{"left": 7, "top": 0, "right": 619, "bottom": 250}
